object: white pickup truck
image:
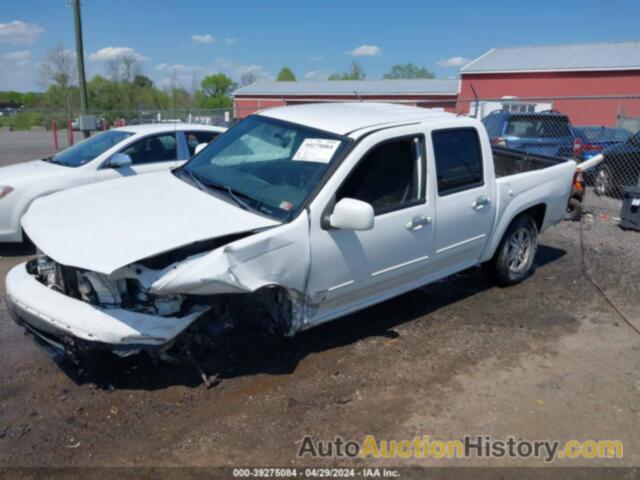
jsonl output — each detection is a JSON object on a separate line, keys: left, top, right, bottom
{"left": 6, "top": 103, "right": 576, "bottom": 362}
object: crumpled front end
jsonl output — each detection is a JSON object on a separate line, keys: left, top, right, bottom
{"left": 5, "top": 256, "right": 209, "bottom": 359}
{"left": 7, "top": 212, "right": 313, "bottom": 364}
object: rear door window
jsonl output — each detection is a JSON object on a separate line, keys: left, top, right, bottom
{"left": 185, "top": 131, "right": 221, "bottom": 156}
{"left": 122, "top": 133, "right": 177, "bottom": 164}
{"left": 432, "top": 128, "right": 484, "bottom": 195}
{"left": 505, "top": 116, "right": 571, "bottom": 138}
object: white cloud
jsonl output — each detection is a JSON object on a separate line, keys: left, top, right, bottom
{"left": 192, "top": 34, "right": 215, "bottom": 44}
{"left": 222, "top": 37, "right": 237, "bottom": 45}
{"left": 156, "top": 63, "right": 206, "bottom": 72}
{"left": 236, "top": 64, "right": 272, "bottom": 82}
{"left": 348, "top": 44, "right": 381, "bottom": 57}
{"left": 89, "top": 46, "right": 148, "bottom": 62}
{"left": 0, "top": 49, "right": 35, "bottom": 90}
{"left": 309, "top": 56, "right": 323, "bottom": 62}
{"left": 437, "top": 56, "right": 471, "bottom": 68}
{"left": 0, "top": 20, "right": 43, "bottom": 44}
{"left": 304, "top": 70, "right": 330, "bottom": 81}
{"left": 3, "top": 50, "right": 31, "bottom": 65}
{"left": 214, "top": 57, "right": 232, "bottom": 69}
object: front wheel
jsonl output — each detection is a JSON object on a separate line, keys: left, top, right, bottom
{"left": 482, "top": 214, "right": 538, "bottom": 286}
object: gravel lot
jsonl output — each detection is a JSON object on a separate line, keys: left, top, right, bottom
{"left": 0, "top": 133, "right": 639, "bottom": 476}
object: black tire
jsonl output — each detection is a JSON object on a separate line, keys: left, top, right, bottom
{"left": 565, "top": 198, "right": 582, "bottom": 222}
{"left": 482, "top": 214, "right": 538, "bottom": 287}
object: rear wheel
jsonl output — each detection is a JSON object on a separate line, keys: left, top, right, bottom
{"left": 483, "top": 214, "right": 538, "bottom": 286}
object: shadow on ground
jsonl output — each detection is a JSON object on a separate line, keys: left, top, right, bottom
{"left": 32, "top": 244, "right": 566, "bottom": 391}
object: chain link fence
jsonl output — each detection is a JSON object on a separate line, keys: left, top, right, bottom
{"left": 453, "top": 95, "right": 640, "bottom": 221}
{"left": 0, "top": 106, "right": 237, "bottom": 132}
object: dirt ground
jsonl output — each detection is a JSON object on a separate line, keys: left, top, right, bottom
{"left": 0, "top": 134, "right": 639, "bottom": 475}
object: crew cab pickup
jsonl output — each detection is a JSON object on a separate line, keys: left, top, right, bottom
{"left": 5, "top": 103, "right": 576, "bottom": 361}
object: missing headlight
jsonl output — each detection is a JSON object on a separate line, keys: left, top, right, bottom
{"left": 28, "top": 253, "right": 185, "bottom": 316}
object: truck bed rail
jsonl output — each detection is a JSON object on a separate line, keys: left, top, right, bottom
{"left": 492, "top": 146, "right": 571, "bottom": 178}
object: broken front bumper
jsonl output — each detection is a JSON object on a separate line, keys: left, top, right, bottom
{"left": 5, "top": 262, "right": 208, "bottom": 356}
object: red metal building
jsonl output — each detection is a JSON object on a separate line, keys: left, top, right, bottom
{"left": 459, "top": 41, "right": 640, "bottom": 126}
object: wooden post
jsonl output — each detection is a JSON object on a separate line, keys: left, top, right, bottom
{"left": 67, "top": 120, "right": 74, "bottom": 147}
{"left": 51, "top": 120, "right": 58, "bottom": 150}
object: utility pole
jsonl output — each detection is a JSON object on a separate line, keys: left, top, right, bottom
{"left": 72, "top": 0, "right": 90, "bottom": 137}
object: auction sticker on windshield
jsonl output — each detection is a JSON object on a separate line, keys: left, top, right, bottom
{"left": 293, "top": 139, "right": 341, "bottom": 163}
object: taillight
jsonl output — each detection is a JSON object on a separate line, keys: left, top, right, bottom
{"left": 491, "top": 137, "right": 507, "bottom": 146}
{"left": 573, "top": 137, "right": 582, "bottom": 156}
{"left": 573, "top": 170, "right": 584, "bottom": 192}
{"left": 582, "top": 144, "right": 603, "bottom": 152}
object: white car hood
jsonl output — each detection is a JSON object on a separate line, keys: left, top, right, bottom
{"left": 22, "top": 170, "right": 280, "bottom": 274}
{"left": 0, "top": 159, "right": 67, "bottom": 181}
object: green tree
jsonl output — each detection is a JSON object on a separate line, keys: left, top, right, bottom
{"left": 276, "top": 67, "right": 296, "bottom": 81}
{"left": 195, "top": 73, "right": 234, "bottom": 108}
{"left": 133, "top": 74, "right": 154, "bottom": 90}
{"left": 0, "top": 91, "right": 42, "bottom": 107}
{"left": 87, "top": 75, "right": 120, "bottom": 111}
{"left": 383, "top": 63, "right": 434, "bottom": 79}
{"left": 43, "top": 84, "right": 79, "bottom": 111}
{"left": 328, "top": 61, "right": 365, "bottom": 81}
{"left": 21, "top": 92, "right": 42, "bottom": 107}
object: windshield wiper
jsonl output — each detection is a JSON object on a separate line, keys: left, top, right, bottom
{"left": 180, "top": 168, "right": 208, "bottom": 192}
{"left": 180, "top": 169, "right": 258, "bottom": 214}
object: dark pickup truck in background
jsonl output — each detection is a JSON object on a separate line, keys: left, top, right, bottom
{"left": 482, "top": 110, "right": 577, "bottom": 158}
{"left": 482, "top": 110, "right": 584, "bottom": 219}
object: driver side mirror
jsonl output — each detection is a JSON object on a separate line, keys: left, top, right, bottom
{"left": 329, "top": 198, "right": 375, "bottom": 231}
{"left": 109, "top": 153, "right": 132, "bottom": 168}
{"left": 193, "top": 143, "right": 208, "bottom": 156}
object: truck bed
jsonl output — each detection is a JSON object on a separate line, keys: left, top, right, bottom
{"left": 492, "top": 146, "right": 570, "bottom": 178}
{"left": 488, "top": 146, "right": 576, "bottom": 247}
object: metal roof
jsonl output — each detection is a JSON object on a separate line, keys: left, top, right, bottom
{"left": 234, "top": 79, "right": 460, "bottom": 97}
{"left": 461, "top": 41, "right": 640, "bottom": 74}
{"left": 117, "top": 123, "right": 226, "bottom": 134}
{"left": 258, "top": 102, "right": 457, "bottom": 137}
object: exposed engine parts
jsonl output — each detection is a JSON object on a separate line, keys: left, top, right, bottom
{"left": 29, "top": 253, "right": 186, "bottom": 317}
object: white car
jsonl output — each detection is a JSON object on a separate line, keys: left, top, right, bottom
{"left": 0, "top": 123, "right": 225, "bottom": 242}
{"left": 6, "top": 103, "right": 576, "bottom": 362}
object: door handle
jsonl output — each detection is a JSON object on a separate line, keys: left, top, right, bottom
{"left": 406, "top": 215, "right": 432, "bottom": 230}
{"left": 471, "top": 196, "right": 491, "bottom": 210}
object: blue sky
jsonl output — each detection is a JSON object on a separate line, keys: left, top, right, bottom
{"left": 1, "top": 0, "right": 639, "bottom": 91}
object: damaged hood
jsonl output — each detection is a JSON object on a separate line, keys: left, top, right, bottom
{"left": 22, "top": 170, "right": 280, "bottom": 274}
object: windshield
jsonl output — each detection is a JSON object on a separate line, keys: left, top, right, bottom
{"left": 505, "top": 116, "right": 572, "bottom": 138}
{"left": 181, "top": 115, "right": 351, "bottom": 221}
{"left": 48, "top": 130, "right": 133, "bottom": 167}
{"left": 579, "top": 127, "right": 632, "bottom": 143}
